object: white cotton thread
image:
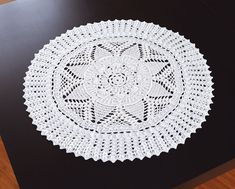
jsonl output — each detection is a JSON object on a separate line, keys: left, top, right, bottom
{"left": 23, "top": 20, "right": 213, "bottom": 162}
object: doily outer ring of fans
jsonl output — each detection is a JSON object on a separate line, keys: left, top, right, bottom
{"left": 23, "top": 20, "right": 214, "bottom": 162}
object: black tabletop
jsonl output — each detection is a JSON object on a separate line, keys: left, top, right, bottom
{"left": 0, "top": 0, "right": 235, "bottom": 188}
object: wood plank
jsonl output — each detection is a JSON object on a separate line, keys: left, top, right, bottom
{"left": 175, "top": 160, "right": 235, "bottom": 189}
{"left": 0, "top": 137, "right": 20, "bottom": 189}
{"left": 0, "top": 0, "right": 14, "bottom": 5}
{"left": 195, "top": 169, "right": 235, "bottom": 189}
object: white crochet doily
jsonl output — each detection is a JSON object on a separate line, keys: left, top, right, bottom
{"left": 23, "top": 20, "right": 213, "bottom": 162}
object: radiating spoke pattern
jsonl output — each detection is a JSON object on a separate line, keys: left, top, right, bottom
{"left": 23, "top": 20, "right": 213, "bottom": 162}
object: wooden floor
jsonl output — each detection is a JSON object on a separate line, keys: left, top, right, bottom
{"left": 195, "top": 169, "right": 235, "bottom": 189}
{"left": 0, "top": 137, "right": 20, "bottom": 189}
{"left": 0, "top": 0, "right": 14, "bottom": 5}
{"left": 175, "top": 158, "right": 235, "bottom": 189}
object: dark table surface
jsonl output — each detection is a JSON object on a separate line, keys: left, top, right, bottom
{"left": 0, "top": 0, "right": 235, "bottom": 188}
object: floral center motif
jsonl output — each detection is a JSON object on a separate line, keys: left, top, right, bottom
{"left": 84, "top": 56, "right": 152, "bottom": 106}
{"left": 52, "top": 40, "right": 182, "bottom": 130}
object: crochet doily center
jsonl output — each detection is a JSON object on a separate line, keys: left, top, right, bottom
{"left": 84, "top": 56, "right": 152, "bottom": 106}
{"left": 52, "top": 38, "right": 183, "bottom": 132}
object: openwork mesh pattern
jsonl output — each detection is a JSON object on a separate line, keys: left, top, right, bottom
{"left": 23, "top": 20, "right": 213, "bottom": 162}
